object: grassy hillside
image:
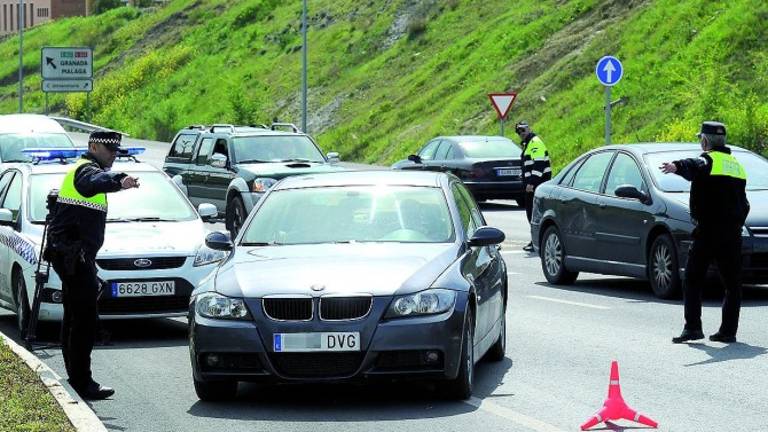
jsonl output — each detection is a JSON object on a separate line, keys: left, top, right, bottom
{"left": 1, "top": 0, "right": 767, "bottom": 169}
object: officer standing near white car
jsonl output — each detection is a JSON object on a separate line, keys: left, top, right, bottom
{"left": 45, "top": 131, "right": 140, "bottom": 399}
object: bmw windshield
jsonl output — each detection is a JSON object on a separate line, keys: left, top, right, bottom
{"left": 0, "top": 133, "right": 75, "bottom": 162}
{"left": 233, "top": 135, "right": 325, "bottom": 163}
{"left": 29, "top": 172, "right": 197, "bottom": 222}
{"left": 240, "top": 186, "right": 455, "bottom": 245}
{"left": 645, "top": 150, "right": 768, "bottom": 192}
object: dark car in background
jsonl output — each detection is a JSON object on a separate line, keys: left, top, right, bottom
{"left": 392, "top": 136, "right": 525, "bottom": 205}
{"left": 531, "top": 143, "right": 768, "bottom": 299}
{"left": 163, "top": 123, "right": 344, "bottom": 237}
{"left": 189, "top": 171, "right": 508, "bottom": 401}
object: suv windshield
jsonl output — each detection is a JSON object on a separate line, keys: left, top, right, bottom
{"left": 645, "top": 150, "right": 768, "bottom": 192}
{"left": 459, "top": 138, "right": 521, "bottom": 158}
{"left": 0, "top": 133, "right": 76, "bottom": 162}
{"left": 29, "top": 172, "right": 197, "bottom": 222}
{"left": 233, "top": 135, "right": 325, "bottom": 163}
{"left": 241, "top": 186, "right": 454, "bottom": 245}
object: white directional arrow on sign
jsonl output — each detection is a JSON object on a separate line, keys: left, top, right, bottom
{"left": 603, "top": 60, "right": 616, "bottom": 84}
{"left": 488, "top": 93, "right": 518, "bottom": 119}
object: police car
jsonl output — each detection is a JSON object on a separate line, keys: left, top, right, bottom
{"left": 0, "top": 114, "right": 76, "bottom": 164}
{"left": 0, "top": 148, "right": 226, "bottom": 337}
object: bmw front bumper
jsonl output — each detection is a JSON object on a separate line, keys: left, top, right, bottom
{"left": 190, "top": 293, "right": 469, "bottom": 383}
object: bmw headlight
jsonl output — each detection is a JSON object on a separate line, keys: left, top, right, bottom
{"left": 194, "top": 245, "right": 227, "bottom": 267}
{"left": 251, "top": 178, "right": 277, "bottom": 193}
{"left": 196, "top": 292, "right": 251, "bottom": 320}
{"left": 385, "top": 289, "right": 456, "bottom": 318}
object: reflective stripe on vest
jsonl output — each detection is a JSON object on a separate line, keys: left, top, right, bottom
{"left": 57, "top": 159, "right": 108, "bottom": 213}
{"left": 523, "top": 136, "right": 548, "bottom": 159}
{"left": 709, "top": 151, "right": 747, "bottom": 180}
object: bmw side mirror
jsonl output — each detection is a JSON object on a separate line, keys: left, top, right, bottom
{"left": 206, "top": 231, "right": 233, "bottom": 251}
{"left": 468, "top": 226, "right": 506, "bottom": 247}
{"left": 327, "top": 152, "right": 340, "bottom": 164}
{"left": 197, "top": 203, "right": 218, "bottom": 222}
{"left": 614, "top": 185, "right": 651, "bottom": 204}
{"left": 0, "top": 209, "right": 13, "bottom": 226}
{"left": 407, "top": 154, "right": 422, "bottom": 164}
{"left": 210, "top": 153, "right": 228, "bottom": 169}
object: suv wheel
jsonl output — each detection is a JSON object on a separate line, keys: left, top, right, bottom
{"left": 226, "top": 196, "right": 247, "bottom": 238}
{"left": 648, "top": 234, "right": 681, "bottom": 299}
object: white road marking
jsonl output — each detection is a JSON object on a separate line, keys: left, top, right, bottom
{"left": 465, "top": 396, "right": 567, "bottom": 432}
{"left": 527, "top": 295, "right": 610, "bottom": 310}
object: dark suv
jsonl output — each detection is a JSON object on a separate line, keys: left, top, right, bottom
{"left": 163, "top": 123, "right": 344, "bottom": 236}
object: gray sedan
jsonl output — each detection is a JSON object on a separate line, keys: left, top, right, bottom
{"left": 189, "top": 170, "right": 508, "bottom": 401}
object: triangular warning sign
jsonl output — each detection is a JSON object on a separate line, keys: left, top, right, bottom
{"left": 488, "top": 93, "right": 517, "bottom": 119}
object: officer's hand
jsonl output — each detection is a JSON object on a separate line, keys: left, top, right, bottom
{"left": 121, "top": 176, "right": 140, "bottom": 189}
{"left": 526, "top": 184, "right": 535, "bottom": 193}
{"left": 660, "top": 162, "right": 677, "bottom": 174}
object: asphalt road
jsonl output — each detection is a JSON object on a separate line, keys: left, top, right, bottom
{"left": 2, "top": 137, "right": 767, "bottom": 431}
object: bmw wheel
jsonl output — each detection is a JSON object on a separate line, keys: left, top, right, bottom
{"left": 541, "top": 226, "right": 578, "bottom": 284}
{"left": 486, "top": 292, "right": 506, "bottom": 362}
{"left": 14, "top": 271, "right": 30, "bottom": 339}
{"left": 442, "top": 308, "right": 474, "bottom": 400}
{"left": 226, "top": 196, "right": 247, "bottom": 238}
{"left": 648, "top": 234, "right": 681, "bottom": 299}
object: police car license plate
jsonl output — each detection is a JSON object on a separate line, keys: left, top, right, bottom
{"left": 273, "top": 332, "right": 360, "bottom": 352}
{"left": 111, "top": 281, "right": 175, "bottom": 297}
{"left": 496, "top": 168, "right": 520, "bottom": 177}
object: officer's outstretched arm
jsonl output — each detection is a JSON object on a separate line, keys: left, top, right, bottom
{"left": 74, "top": 164, "right": 127, "bottom": 197}
{"left": 673, "top": 156, "right": 711, "bottom": 181}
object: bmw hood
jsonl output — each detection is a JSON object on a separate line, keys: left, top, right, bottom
{"left": 99, "top": 219, "right": 206, "bottom": 257}
{"left": 663, "top": 190, "right": 768, "bottom": 227}
{"left": 214, "top": 243, "right": 458, "bottom": 298}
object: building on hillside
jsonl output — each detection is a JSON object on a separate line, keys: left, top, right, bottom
{"left": 0, "top": 0, "right": 86, "bottom": 37}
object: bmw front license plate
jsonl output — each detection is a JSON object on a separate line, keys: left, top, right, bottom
{"left": 496, "top": 168, "right": 520, "bottom": 177}
{"left": 111, "top": 281, "right": 175, "bottom": 297}
{"left": 273, "top": 332, "right": 360, "bottom": 352}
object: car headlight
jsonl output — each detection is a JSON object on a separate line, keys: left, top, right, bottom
{"left": 196, "top": 292, "right": 251, "bottom": 320}
{"left": 385, "top": 289, "right": 456, "bottom": 318}
{"left": 251, "top": 178, "right": 277, "bottom": 193}
{"left": 193, "top": 245, "right": 227, "bottom": 267}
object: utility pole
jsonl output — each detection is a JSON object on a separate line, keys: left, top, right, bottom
{"left": 301, "top": 0, "right": 308, "bottom": 133}
{"left": 18, "top": 0, "right": 24, "bottom": 113}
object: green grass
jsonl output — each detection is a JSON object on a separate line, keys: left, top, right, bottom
{"left": 1, "top": 0, "right": 767, "bottom": 171}
{"left": 0, "top": 338, "right": 75, "bottom": 432}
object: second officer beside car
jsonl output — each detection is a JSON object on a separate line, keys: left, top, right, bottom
{"left": 516, "top": 121, "right": 551, "bottom": 252}
{"left": 45, "top": 131, "right": 139, "bottom": 400}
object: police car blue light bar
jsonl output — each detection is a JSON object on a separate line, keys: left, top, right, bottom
{"left": 117, "top": 147, "right": 146, "bottom": 156}
{"left": 22, "top": 148, "right": 89, "bottom": 159}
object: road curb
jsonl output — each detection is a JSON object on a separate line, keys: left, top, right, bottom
{"left": 0, "top": 331, "right": 107, "bottom": 432}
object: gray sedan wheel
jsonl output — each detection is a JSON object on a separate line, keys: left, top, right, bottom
{"left": 541, "top": 226, "right": 578, "bottom": 285}
{"left": 648, "top": 234, "right": 681, "bottom": 299}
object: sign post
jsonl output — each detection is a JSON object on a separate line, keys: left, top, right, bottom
{"left": 595, "top": 56, "right": 623, "bottom": 146}
{"left": 41, "top": 46, "right": 94, "bottom": 116}
{"left": 488, "top": 93, "right": 517, "bottom": 137}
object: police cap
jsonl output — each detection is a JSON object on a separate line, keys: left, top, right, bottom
{"left": 88, "top": 131, "right": 122, "bottom": 150}
{"left": 515, "top": 121, "right": 529, "bottom": 134}
{"left": 696, "top": 121, "right": 726, "bottom": 138}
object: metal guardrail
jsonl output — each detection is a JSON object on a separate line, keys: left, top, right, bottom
{"left": 48, "top": 116, "right": 131, "bottom": 137}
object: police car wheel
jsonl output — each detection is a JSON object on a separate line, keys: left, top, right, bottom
{"left": 441, "top": 308, "right": 474, "bottom": 400}
{"left": 193, "top": 378, "right": 238, "bottom": 401}
{"left": 13, "top": 272, "right": 30, "bottom": 339}
{"left": 541, "top": 226, "right": 578, "bottom": 285}
{"left": 648, "top": 234, "right": 681, "bottom": 299}
{"left": 226, "top": 196, "right": 246, "bottom": 238}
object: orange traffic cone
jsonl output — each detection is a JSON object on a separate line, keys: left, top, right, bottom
{"left": 580, "top": 361, "right": 658, "bottom": 430}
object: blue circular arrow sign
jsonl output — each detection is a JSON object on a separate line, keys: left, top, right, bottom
{"left": 595, "top": 56, "right": 623, "bottom": 86}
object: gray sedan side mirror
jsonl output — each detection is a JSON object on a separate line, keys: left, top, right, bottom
{"left": 615, "top": 185, "right": 651, "bottom": 204}
{"left": 205, "top": 231, "right": 233, "bottom": 251}
{"left": 468, "top": 226, "right": 506, "bottom": 247}
{"left": 210, "top": 153, "right": 228, "bottom": 169}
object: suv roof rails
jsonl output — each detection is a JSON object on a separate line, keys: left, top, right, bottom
{"left": 210, "top": 124, "right": 236, "bottom": 133}
{"left": 271, "top": 122, "right": 301, "bottom": 133}
{"left": 249, "top": 124, "right": 269, "bottom": 129}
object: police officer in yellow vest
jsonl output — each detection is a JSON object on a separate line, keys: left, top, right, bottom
{"left": 660, "top": 121, "right": 749, "bottom": 344}
{"left": 46, "top": 131, "right": 139, "bottom": 399}
{"left": 516, "top": 121, "right": 551, "bottom": 252}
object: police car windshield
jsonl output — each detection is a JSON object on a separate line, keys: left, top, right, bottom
{"left": 0, "top": 133, "right": 75, "bottom": 162}
{"left": 233, "top": 136, "right": 325, "bottom": 163}
{"left": 645, "top": 150, "right": 768, "bottom": 192}
{"left": 240, "top": 186, "right": 455, "bottom": 245}
{"left": 460, "top": 138, "right": 522, "bottom": 158}
{"left": 29, "top": 172, "right": 198, "bottom": 222}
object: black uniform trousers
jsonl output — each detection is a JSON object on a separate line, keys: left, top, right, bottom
{"left": 683, "top": 226, "right": 743, "bottom": 336}
{"left": 51, "top": 254, "right": 100, "bottom": 389}
{"left": 524, "top": 189, "right": 535, "bottom": 222}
